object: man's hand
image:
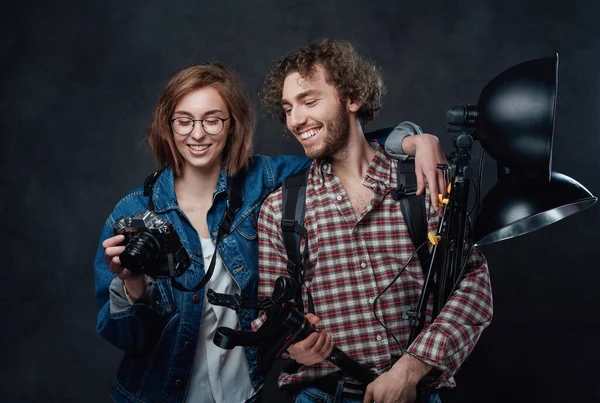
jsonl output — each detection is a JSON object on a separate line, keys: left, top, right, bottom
{"left": 363, "top": 354, "right": 432, "bottom": 403}
{"left": 286, "top": 313, "right": 334, "bottom": 365}
{"left": 402, "top": 134, "right": 449, "bottom": 216}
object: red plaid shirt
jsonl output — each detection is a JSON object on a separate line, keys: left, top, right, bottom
{"left": 256, "top": 145, "right": 493, "bottom": 389}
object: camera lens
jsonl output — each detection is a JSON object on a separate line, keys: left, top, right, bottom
{"left": 120, "top": 232, "right": 162, "bottom": 274}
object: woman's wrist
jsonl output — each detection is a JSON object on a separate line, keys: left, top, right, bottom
{"left": 124, "top": 276, "right": 147, "bottom": 303}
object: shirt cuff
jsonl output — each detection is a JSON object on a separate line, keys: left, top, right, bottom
{"left": 384, "top": 121, "right": 423, "bottom": 161}
{"left": 108, "top": 276, "right": 153, "bottom": 314}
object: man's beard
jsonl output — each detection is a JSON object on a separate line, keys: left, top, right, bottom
{"left": 304, "top": 102, "right": 350, "bottom": 160}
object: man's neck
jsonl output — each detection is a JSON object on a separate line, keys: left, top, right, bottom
{"left": 329, "top": 120, "right": 376, "bottom": 182}
{"left": 327, "top": 119, "right": 377, "bottom": 220}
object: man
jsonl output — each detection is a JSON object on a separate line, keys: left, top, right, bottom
{"left": 256, "top": 40, "right": 493, "bottom": 403}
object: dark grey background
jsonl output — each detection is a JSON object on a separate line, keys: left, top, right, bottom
{"left": 2, "top": 0, "right": 599, "bottom": 402}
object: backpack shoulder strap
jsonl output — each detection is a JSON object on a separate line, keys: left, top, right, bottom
{"left": 392, "top": 159, "right": 433, "bottom": 272}
{"left": 281, "top": 168, "right": 312, "bottom": 313}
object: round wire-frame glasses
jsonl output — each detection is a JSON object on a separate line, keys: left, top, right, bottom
{"left": 170, "top": 116, "right": 231, "bottom": 136}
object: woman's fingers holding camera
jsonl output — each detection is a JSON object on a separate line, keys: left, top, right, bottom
{"left": 102, "top": 234, "right": 125, "bottom": 249}
{"left": 109, "top": 256, "right": 124, "bottom": 274}
{"left": 104, "top": 245, "right": 126, "bottom": 265}
{"left": 109, "top": 256, "right": 135, "bottom": 280}
{"left": 104, "top": 237, "right": 142, "bottom": 281}
{"left": 103, "top": 235, "right": 126, "bottom": 265}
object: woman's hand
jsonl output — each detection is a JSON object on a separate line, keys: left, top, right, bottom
{"left": 103, "top": 234, "right": 146, "bottom": 301}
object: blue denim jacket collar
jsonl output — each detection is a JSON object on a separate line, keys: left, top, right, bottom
{"left": 151, "top": 166, "right": 230, "bottom": 214}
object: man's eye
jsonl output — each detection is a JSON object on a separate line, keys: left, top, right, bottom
{"left": 284, "top": 108, "right": 292, "bottom": 115}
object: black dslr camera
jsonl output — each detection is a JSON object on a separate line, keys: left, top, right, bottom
{"left": 112, "top": 210, "right": 190, "bottom": 277}
{"left": 207, "top": 276, "right": 376, "bottom": 384}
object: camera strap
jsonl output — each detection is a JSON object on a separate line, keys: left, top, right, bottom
{"left": 170, "top": 170, "right": 245, "bottom": 292}
{"left": 141, "top": 167, "right": 245, "bottom": 293}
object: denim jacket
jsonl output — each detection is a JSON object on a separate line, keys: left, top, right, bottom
{"left": 94, "top": 126, "right": 409, "bottom": 403}
{"left": 94, "top": 155, "right": 312, "bottom": 403}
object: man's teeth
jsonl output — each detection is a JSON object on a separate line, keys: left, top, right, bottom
{"left": 189, "top": 145, "right": 209, "bottom": 151}
{"left": 300, "top": 128, "right": 320, "bottom": 140}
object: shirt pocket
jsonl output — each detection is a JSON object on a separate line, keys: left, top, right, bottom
{"left": 234, "top": 212, "right": 258, "bottom": 241}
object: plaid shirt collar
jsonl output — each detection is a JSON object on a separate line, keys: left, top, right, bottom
{"left": 313, "top": 142, "right": 395, "bottom": 201}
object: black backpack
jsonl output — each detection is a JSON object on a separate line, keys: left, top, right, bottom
{"left": 280, "top": 159, "right": 432, "bottom": 313}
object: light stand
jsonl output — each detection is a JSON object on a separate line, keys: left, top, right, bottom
{"left": 408, "top": 54, "right": 597, "bottom": 342}
{"left": 408, "top": 132, "right": 475, "bottom": 341}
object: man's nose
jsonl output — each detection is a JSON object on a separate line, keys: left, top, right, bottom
{"left": 288, "top": 107, "right": 308, "bottom": 131}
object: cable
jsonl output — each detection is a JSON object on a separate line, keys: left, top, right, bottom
{"left": 448, "top": 244, "right": 474, "bottom": 297}
{"left": 371, "top": 240, "right": 431, "bottom": 355}
{"left": 476, "top": 149, "right": 486, "bottom": 217}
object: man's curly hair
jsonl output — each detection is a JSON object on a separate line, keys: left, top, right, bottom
{"left": 261, "top": 39, "right": 386, "bottom": 124}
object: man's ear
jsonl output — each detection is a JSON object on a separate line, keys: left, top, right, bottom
{"left": 346, "top": 97, "right": 362, "bottom": 113}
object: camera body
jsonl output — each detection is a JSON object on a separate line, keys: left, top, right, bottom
{"left": 112, "top": 210, "right": 190, "bottom": 277}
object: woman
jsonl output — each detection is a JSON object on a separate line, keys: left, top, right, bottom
{"left": 94, "top": 63, "right": 445, "bottom": 403}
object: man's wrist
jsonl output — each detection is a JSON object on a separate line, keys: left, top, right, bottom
{"left": 401, "top": 134, "right": 418, "bottom": 156}
{"left": 391, "top": 354, "right": 433, "bottom": 385}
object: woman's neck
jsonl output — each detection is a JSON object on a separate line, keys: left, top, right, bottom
{"left": 174, "top": 163, "right": 222, "bottom": 201}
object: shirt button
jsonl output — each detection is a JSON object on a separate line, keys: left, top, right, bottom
{"left": 175, "top": 379, "right": 184, "bottom": 388}
{"left": 184, "top": 341, "right": 192, "bottom": 350}
{"left": 192, "top": 294, "right": 200, "bottom": 303}
{"left": 376, "top": 334, "right": 383, "bottom": 341}
{"left": 369, "top": 298, "right": 375, "bottom": 304}
{"left": 336, "top": 195, "right": 342, "bottom": 201}
{"left": 360, "top": 261, "right": 367, "bottom": 269}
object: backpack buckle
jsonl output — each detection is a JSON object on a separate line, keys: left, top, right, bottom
{"left": 392, "top": 184, "right": 418, "bottom": 200}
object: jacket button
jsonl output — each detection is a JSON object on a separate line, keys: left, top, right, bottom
{"left": 192, "top": 294, "right": 200, "bottom": 303}
{"left": 184, "top": 341, "right": 192, "bottom": 349}
{"left": 175, "top": 379, "right": 184, "bottom": 388}
{"left": 194, "top": 248, "right": 201, "bottom": 256}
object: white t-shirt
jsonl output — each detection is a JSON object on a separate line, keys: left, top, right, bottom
{"left": 184, "top": 236, "right": 256, "bottom": 403}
